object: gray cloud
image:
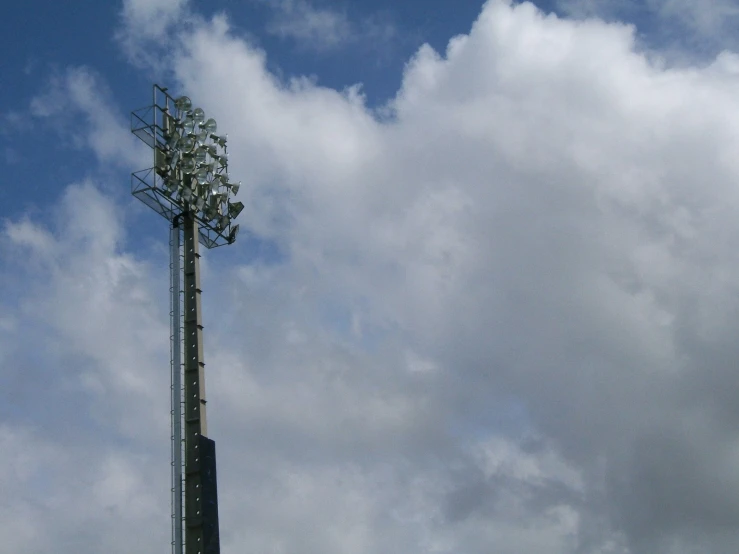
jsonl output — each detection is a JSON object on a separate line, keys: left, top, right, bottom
{"left": 29, "top": 67, "right": 147, "bottom": 168}
{"left": 259, "top": 0, "right": 397, "bottom": 53}
{"left": 557, "top": 0, "right": 739, "bottom": 60}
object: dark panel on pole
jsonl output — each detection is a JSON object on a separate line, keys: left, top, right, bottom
{"left": 199, "top": 436, "right": 220, "bottom": 554}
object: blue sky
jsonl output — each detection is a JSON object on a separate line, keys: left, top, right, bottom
{"left": 5, "top": 1, "right": 739, "bottom": 553}
{"left": 0, "top": 0, "right": 725, "bottom": 221}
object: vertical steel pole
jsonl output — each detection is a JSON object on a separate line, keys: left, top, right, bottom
{"left": 131, "top": 86, "right": 225, "bottom": 554}
{"left": 183, "top": 211, "right": 208, "bottom": 554}
{"left": 171, "top": 218, "right": 184, "bottom": 554}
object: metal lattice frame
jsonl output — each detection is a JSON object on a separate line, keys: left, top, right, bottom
{"left": 130, "top": 85, "right": 242, "bottom": 250}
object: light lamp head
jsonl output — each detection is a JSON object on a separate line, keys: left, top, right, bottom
{"left": 181, "top": 158, "right": 196, "bottom": 173}
{"left": 228, "top": 224, "right": 240, "bottom": 244}
{"left": 182, "top": 117, "right": 196, "bottom": 135}
{"left": 181, "top": 136, "right": 196, "bottom": 151}
{"left": 217, "top": 214, "right": 230, "bottom": 231}
{"left": 174, "top": 96, "right": 192, "bottom": 111}
{"left": 228, "top": 201, "right": 244, "bottom": 219}
{"left": 211, "top": 134, "right": 227, "bottom": 148}
{"left": 201, "top": 118, "right": 217, "bottom": 134}
{"left": 227, "top": 180, "right": 240, "bottom": 195}
{"left": 194, "top": 148, "right": 207, "bottom": 165}
{"left": 195, "top": 168, "right": 210, "bottom": 184}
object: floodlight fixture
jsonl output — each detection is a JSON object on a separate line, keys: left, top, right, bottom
{"left": 182, "top": 117, "right": 196, "bottom": 134}
{"left": 181, "top": 136, "right": 196, "bottom": 151}
{"left": 174, "top": 96, "right": 192, "bottom": 111}
{"left": 228, "top": 224, "right": 240, "bottom": 244}
{"left": 205, "top": 196, "right": 219, "bottom": 218}
{"left": 226, "top": 180, "right": 240, "bottom": 195}
{"left": 215, "top": 153, "right": 229, "bottom": 167}
{"left": 194, "top": 148, "right": 208, "bottom": 165}
{"left": 168, "top": 131, "right": 181, "bottom": 147}
{"left": 202, "top": 118, "right": 217, "bottom": 134}
{"left": 211, "top": 133, "right": 227, "bottom": 148}
{"left": 197, "top": 184, "right": 211, "bottom": 200}
{"left": 195, "top": 168, "right": 210, "bottom": 184}
{"left": 181, "top": 158, "right": 196, "bottom": 173}
{"left": 217, "top": 214, "right": 230, "bottom": 231}
{"left": 130, "top": 84, "right": 246, "bottom": 554}
{"left": 228, "top": 201, "right": 244, "bottom": 219}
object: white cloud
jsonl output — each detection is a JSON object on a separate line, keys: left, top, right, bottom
{"left": 267, "top": 0, "right": 352, "bottom": 49}
{"left": 121, "top": 0, "right": 188, "bottom": 38}
{"left": 4, "top": 218, "right": 55, "bottom": 257}
{"left": 7, "top": 0, "right": 739, "bottom": 553}
{"left": 3, "top": 182, "right": 170, "bottom": 441}
{"left": 558, "top": 0, "right": 739, "bottom": 58}
{"left": 0, "top": 426, "right": 169, "bottom": 553}
{"left": 170, "top": 2, "right": 739, "bottom": 550}
{"left": 116, "top": 0, "right": 190, "bottom": 68}
{"left": 263, "top": 0, "right": 396, "bottom": 52}
{"left": 653, "top": 0, "right": 739, "bottom": 56}
{"left": 30, "top": 67, "right": 146, "bottom": 168}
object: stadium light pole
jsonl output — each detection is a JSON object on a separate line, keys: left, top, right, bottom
{"left": 130, "top": 85, "right": 243, "bottom": 554}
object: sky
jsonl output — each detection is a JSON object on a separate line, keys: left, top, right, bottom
{"left": 4, "top": 0, "right": 739, "bottom": 552}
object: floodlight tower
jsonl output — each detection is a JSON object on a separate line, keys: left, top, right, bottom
{"left": 131, "top": 85, "right": 243, "bottom": 554}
